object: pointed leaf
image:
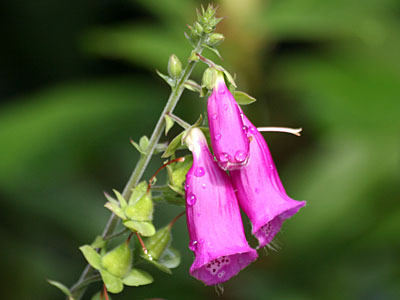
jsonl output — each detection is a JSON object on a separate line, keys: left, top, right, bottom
{"left": 112, "top": 190, "right": 127, "bottom": 208}
{"left": 123, "top": 220, "right": 156, "bottom": 237}
{"left": 161, "top": 131, "right": 186, "bottom": 158}
{"left": 159, "top": 247, "right": 181, "bottom": 269}
{"left": 104, "top": 202, "right": 126, "bottom": 220}
{"left": 203, "top": 44, "right": 222, "bottom": 59}
{"left": 100, "top": 269, "right": 124, "bottom": 294}
{"left": 79, "top": 245, "right": 101, "bottom": 270}
{"left": 130, "top": 139, "right": 146, "bottom": 155}
{"left": 47, "top": 280, "right": 74, "bottom": 299}
{"left": 156, "top": 70, "right": 175, "bottom": 87}
{"left": 122, "top": 268, "right": 153, "bottom": 286}
{"left": 234, "top": 91, "right": 257, "bottom": 105}
{"left": 184, "top": 80, "right": 201, "bottom": 93}
{"left": 164, "top": 114, "right": 174, "bottom": 136}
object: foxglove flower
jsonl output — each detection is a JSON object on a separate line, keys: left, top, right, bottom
{"left": 184, "top": 128, "right": 257, "bottom": 285}
{"left": 207, "top": 73, "right": 249, "bottom": 170}
{"left": 230, "top": 115, "right": 306, "bottom": 248}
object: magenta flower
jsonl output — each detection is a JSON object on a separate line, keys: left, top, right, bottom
{"left": 230, "top": 114, "right": 306, "bottom": 248}
{"left": 207, "top": 73, "right": 249, "bottom": 170}
{"left": 184, "top": 128, "right": 257, "bottom": 285}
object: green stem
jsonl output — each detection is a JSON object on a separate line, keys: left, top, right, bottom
{"left": 69, "top": 35, "right": 208, "bottom": 300}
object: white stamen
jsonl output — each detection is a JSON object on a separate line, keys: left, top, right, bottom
{"left": 257, "top": 127, "right": 302, "bottom": 136}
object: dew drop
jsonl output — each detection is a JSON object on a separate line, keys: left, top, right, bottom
{"left": 242, "top": 126, "right": 248, "bottom": 134}
{"left": 202, "top": 183, "right": 207, "bottom": 189}
{"left": 235, "top": 150, "right": 247, "bottom": 162}
{"left": 219, "top": 153, "right": 229, "bottom": 162}
{"left": 194, "top": 167, "right": 205, "bottom": 177}
{"left": 214, "top": 133, "right": 222, "bottom": 141}
{"left": 189, "top": 240, "right": 198, "bottom": 251}
{"left": 187, "top": 193, "right": 197, "bottom": 205}
{"left": 223, "top": 104, "right": 228, "bottom": 110}
{"left": 212, "top": 113, "right": 218, "bottom": 120}
{"left": 218, "top": 88, "right": 225, "bottom": 95}
{"left": 269, "top": 164, "right": 274, "bottom": 170}
{"left": 249, "top": 126, "right": 258, "bottom": 134}
{"left": 184, "top": 184, "right": 189, "bottom": 191}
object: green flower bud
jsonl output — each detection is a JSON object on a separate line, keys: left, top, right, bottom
{"left": 124, "top": 191, "right": 153, "bottom": 222}
{"left": 144, "top": 226, "right": 171, "bottom": 260}
{"left": 101, "top": 242, "right": 132, "bottom": 278}
{"left": 207, "top": 33, "right": 225, "bottom": 46}
{"left": 193, "top": 22, "right": 203, "bottom": 35}
{"left": 168, "top": 54, "right": 182, "bottom": 79}
{"left": 202, "top": 67, "right": 218, "bottom": 90}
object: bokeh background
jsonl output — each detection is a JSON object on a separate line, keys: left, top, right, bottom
{"left": 1, "top": 0, "right": 399, "bottom": 299}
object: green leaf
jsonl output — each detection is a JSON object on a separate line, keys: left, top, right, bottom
{"left": 123, "top": 220, "right": 156, "bottom": 237}
{"left": 234, "top": 91, "right": 257, "bottom": 105}
{"left": 156, "top": 69, "right": 175, "bottom": 87}
{"left": 153, "top": 187, "right": 185, "bottom": 206}
{"left": 159, "top": 247, "right": 181, "bottom": 269}
{"left": 122, "top": 268, "right": 154, "bottom": 287}
{"left": 203, "top": 44, "right": 222, "bottom": 59}
{"left": 104, "top": 202, "right": 126, "bottom": 220}
{"left": 112, "top": 190, "right": 127, "bottom": 208}
{"left": 164, "top": 114, "right": 175, "bottom": 135}
{"left": 161, "top": 131, "right": 186, "bottom": 158}
{"left": 100, "top": 269, "right": 124, "bottom": 294}
{"left": 91, "top": 236, "right": 107, "bottom": 249}
{"left": 79, "top": 245, "right": 101, "bottom": 270}
{"left": 47, "top": 279, "right": 74, "bottom": 299}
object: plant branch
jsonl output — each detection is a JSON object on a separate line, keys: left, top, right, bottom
{"left": 69, "top": 34, "right": 209, "bottom": 300}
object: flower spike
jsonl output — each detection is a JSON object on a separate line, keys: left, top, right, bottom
{"left": 207, "top": 72, "right": 249, "bottom": 170}
{"left": 230, "top": 114, "right": 306, "bottom": 248}
{"left": 184, "top": 128, "right": 257, "bottom": 285}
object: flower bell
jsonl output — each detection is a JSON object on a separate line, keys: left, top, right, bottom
{"left": 230, "top": 114, "right": 306, "bottom": 248}
{"left": 184, "top": 127, "right": 257, "bottom": 285}
{"left": 207, "top": 71, "right": 249, "bottom": 170}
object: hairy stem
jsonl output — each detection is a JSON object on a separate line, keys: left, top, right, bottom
{"left": 69, "top": 35, "right": 207, "bottom": 300}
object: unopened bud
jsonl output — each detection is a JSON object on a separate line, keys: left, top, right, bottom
{"left": 168, "top": 54, "right": 182, "bottom": 78}
{"left": 208, "top": 33, "right": 225, "bottom": 46}
{"left": 202, "top": 67, "right": 218, "bottom": 90}
{"left": 193, "top": 22, "right": 203, "bottom": 34}
{"left": 144, "top": 226, "right": 171, "bottom": 260}
{"left": 101, "top": 242, "right": 132, "bottom": 277}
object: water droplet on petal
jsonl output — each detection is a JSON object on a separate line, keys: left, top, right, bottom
{"left": 202, "top": 183, "right": 207, "bottom": 189}
{"left": 269, "top": 164, "right": 274, "bottom": 170}
{"left": 185, "top": 184, "right": 189, "bottom": 191}
{"left": 187, "top": 193, "right": 197, "bottom": 205}
{"left": 194, "top": 167, "right": 205, "bottom": 177}
{"left": 235, "top": 150, "right": 247, "bottom": 162}
{"left": 212, "top": 113, "right": 218, "bottom": 120}
{"left": 214, "top": 133, "right": 222, "bottom": 141}
{"left": 218, "top": 88, "right": 225, "bottom": 95}
{"left": 242, "top": 126, "right": 248, "bottom": 134}
{"left": 189, "top": 240, "right": 198, "bottom": 251}
{"left": 249, "top": 126, "right": 258, "bottom": 134}
{"left": 219, "top": 153, "right": 229, "bottom": 162}
{"left": 223, "top": 104, "right": 228, "bottom": 110}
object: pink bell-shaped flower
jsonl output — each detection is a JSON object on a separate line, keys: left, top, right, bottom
{"left": 207, "top": 73, "right": 249, "bottom": 170}
{"left": 184, "top": 128, "right": 257, "bottom": 285}
{"left": 230, "top": 115, "right": 306, "bottom": 248}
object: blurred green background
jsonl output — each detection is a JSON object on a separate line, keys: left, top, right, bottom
{"left": 1, "top": 0, "right": 399, "bottom": 299}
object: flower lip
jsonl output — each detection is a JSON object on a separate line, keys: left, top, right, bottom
{"left": 207, "top": 73, "right": 249, "bottom": 171}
